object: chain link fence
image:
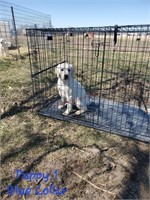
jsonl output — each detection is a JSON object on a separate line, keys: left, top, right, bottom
{"left": 0, "top": 0, "right": 52, "bottom": 55}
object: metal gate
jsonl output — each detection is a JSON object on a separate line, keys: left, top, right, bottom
{"left": 26, "top": 25, "right": 150, "bottom": 142}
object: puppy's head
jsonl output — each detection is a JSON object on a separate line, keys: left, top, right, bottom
{"left": 0, "top": 39, "right": 5, "bottom": 44}
{"left": 55, "top": 62, "right": 74, "bottom": 81}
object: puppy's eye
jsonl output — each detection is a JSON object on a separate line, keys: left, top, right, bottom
{"left": 68, "top": 69, "right": 70, "bottom": 72}
{"left": 61, "top": 69, "right": 64, "bottom": 71}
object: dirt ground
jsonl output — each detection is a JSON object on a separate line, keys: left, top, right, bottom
{"left": 0, "top": 53, "right": 149, "bottom": 200}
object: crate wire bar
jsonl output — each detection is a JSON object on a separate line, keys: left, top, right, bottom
{"left": 26, "top": 24, "right": 150, "bottom": 142}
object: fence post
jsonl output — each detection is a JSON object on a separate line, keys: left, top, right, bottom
{"left": 11, "top": 6, "right": 20, "bottom": 55}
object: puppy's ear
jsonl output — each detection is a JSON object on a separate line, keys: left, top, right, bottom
{"left": 70, "top": 64, "right": 74, "bottom": 76}
{"left": 55, "top": 65, "right": 60, "bottom": 78}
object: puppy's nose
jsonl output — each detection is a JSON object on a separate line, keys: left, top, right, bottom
{"left": 64, "top": 74, "right": 68, "bottom": 80}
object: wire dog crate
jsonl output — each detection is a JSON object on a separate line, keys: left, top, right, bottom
{"left": 26, "top": 25, "right": 150, "bottom": 142}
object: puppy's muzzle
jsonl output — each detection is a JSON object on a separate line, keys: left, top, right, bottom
{"left": 64, "top": 74, "right": 69, "bottom": 80}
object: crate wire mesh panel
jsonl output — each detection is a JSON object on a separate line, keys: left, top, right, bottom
{"left": 26, "top": 25, "right": 150, "bottom": 142}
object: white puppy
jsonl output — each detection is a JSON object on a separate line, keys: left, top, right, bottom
{"left": 55, "top": 62, "right": 89, "bottom": 115}
{"left": 0, "top": 39, "right": 9, "bottom": 56}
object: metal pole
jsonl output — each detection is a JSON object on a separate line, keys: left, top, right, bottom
{"left": 11, "top": 6, "right": 20, "bottom": 54}
{"left": 96, "top": 32, "right": 107, "bottom": 125}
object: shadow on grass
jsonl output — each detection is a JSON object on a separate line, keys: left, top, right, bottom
{"left": 119, "top": 146, "right": 149, "bottom": 199}
{"left": 0, "top": 84, "right": 56, "bottom": 120}
{"left": 1, "top": 123, "right": 81, "bottom": 198}
{"left": 1, "top": 121, "right": 67, "bottom": 165}
{"left": 102, "top": 134, "right": 149, "bottom": 199}
{"left": 1, "top": 134, "right": 46, "bottom": 164}
{"left": 0, "top": 94, "right": 45, "bottom": 120}
{"left": 0, "top": 98, "right": 33, "bottom": 120}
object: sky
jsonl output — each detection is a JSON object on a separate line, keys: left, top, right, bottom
{"left": 2, "top": 0, "right": 150, "bottom": 27}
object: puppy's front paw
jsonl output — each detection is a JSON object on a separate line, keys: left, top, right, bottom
{"left": 58, "top": 104, "right": 65, "bottom": 109}
{"left": 75, "top": 109, "right": 85, "bottom": 115}
{"left": 63, "top": 110, "right": 70, "bottom": 115}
